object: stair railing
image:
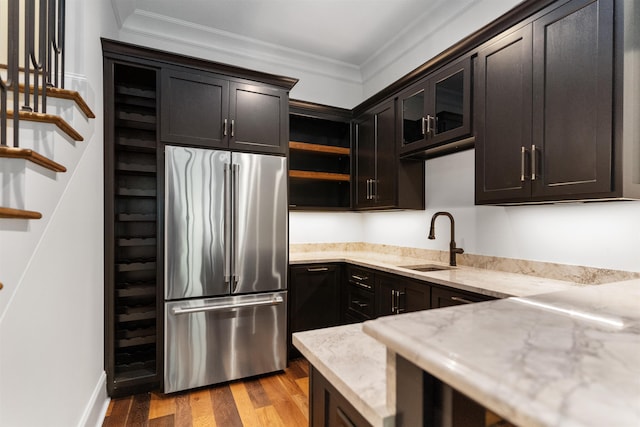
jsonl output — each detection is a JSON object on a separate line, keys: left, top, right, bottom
{"left": 1, "top": 0, "right": 66, "bottom": 147}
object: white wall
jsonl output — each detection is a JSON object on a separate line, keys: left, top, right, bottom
{"left": 0, "top": 1, "right": 118, "bottom": 426}
{"left": 291, "top": 148, "right": 640, "bottom": 272}
{"left": 362, "top": 150, "right": 640, "bottom": 272}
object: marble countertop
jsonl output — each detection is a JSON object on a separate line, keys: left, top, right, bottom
{"left": 363, "top": 279, "right": 640, "bottom": 427}
{"left": 292, "top": 323, "right": 393, "bottom": 427}
{"left": 290, "top": 250, "right": 580, "bottom": 298}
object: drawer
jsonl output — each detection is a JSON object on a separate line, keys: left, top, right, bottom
{"left": 346, "top": 283, "right": 375, "bottom": 321}
{"left": 346, "top": 265, "right": 375, "bottom": 289}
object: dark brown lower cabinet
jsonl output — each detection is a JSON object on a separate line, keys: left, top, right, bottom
{"left": 343, "top": 265, "right": 376, "bottom": 323}
{"left": 396, "top": 354, "right": 514, "bottom": 427}
{"left": 431, "top": 286, "right": 494, "bottom": 309}
{"left": 289, "top": 264, "right": 342, "bottom": 356}
{"left": 311, "top": 366, "right": 373, "bottom": 427}
{"left": 376, "top": 273, "right": 430, "bottom": 317}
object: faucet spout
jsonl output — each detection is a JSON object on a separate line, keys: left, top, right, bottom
{"left": 428, "top": 211, "right": 464, "bottom": 267}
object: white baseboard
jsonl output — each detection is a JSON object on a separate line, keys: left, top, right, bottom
{"left": 79, "top": 371, "right": 110, "bottom": 427}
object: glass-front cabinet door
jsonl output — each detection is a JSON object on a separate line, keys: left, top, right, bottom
{"left": 398, "top": 56, "right": 472, "bottom": 157}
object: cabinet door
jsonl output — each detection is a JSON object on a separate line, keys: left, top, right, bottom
{"left": 229, "top": 82, "right": 288, "bottom": 155}
{"left": 404, "top": 279, "right": 430, "bottom": 313}
{"left": 290, "top": 265, "right": 341, "bottom": 333}
{"left": 398, "top": 79, "right": 428, "bottom": 156}
{"left": 427, "top": 56, "right": 472, "bottom": 148}
{"left": 475, "top": 26, "right": 533, "bottom": 204}
{"left": 374, "top": 100, "right": 398, "bottom": 207}
{"left": 376, "top": 275, "right": 429, "bottom": 317}
{"left": 532, "top": 0, "right": 614, "bottom": 199}
{"left": 354, "top": 112, "right": 376, "bottom": 208}
{"left": 160, "top": 68, "right": 229, "bottom": 147}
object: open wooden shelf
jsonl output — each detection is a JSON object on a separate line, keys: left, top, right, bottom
{"left": 289, "top": 170, "right": 350, "bottom": 182}
{"left": 0, "top": 146, "right": 66, "bottom": 172}
{"left": 289, "top": 141, "right": 350, "bottom": 156}
{"left": 0, "top": 206, "right": 42, "bottom": 219}
{"left": 6, "top": 110, "right": 83, "bottom": 141}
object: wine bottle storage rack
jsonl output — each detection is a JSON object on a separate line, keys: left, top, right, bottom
{"left": 107, "top": 62, "right": 161, "bottom": 396}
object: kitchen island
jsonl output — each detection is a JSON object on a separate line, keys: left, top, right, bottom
{"left": 294, "top": 279, "right": 640, "bottom": 426}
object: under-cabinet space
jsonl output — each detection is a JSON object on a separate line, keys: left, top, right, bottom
{"left": 289, "top": 101, "right": 352, "bottom": 210}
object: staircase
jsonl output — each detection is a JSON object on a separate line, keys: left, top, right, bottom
{"left": 1, "top": 0, "right": 95, "bottom": 290}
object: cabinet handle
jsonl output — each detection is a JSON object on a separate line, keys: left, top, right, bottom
{"left": 425, "top": 114, "right": 432, "bottom": 135}
{"left": 451, "top": 296, "right": 474, "bottom": 304}
{"left": 351, "top": 274, "right": 368, "bottom": 281}
{"left": 223, "top": 119, "right": 228, "bottom": 136}
{"left": 520, "top": 146, "right": 526, "bottom": 182}
{"left": 230, "top": 119, "right": 235, "bottom": 137}
{"left": 531, "top": 144, "right": 537, "bottom": 181}
{"left": 421, "top": 117, "right": 427, "bottom": 136}
{"left": 372, "top": 179, "right": 377, "bottom": 200}
{"left": 307, "top": 267, "right": 329, "bottom": 272}
{"left": 430, "top": 115, "right": 437, "bottom": 136}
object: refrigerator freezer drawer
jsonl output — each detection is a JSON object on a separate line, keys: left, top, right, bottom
{"left": 164, "top": 292, "right": 287, "bottom": 393}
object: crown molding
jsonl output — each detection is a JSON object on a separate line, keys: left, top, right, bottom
{"left": 119, "top": 9, "right": 363, "bottom": 85}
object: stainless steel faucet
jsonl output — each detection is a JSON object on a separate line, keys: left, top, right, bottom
{"left": 428, "top": 211, "right": 464, "bottom": 267}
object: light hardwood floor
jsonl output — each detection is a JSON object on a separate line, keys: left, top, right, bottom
{"left": 103, "top": 358, "right": 310, "bottom": 427}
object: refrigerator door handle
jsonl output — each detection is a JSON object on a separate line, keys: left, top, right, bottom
{"left": 224, "top": 163, "right": 232, "bottom": 284}
{"left": 232, "top": 163, "right": 240, "bottom": 291}
{"left": 171, "top": 295, "right": 284, "bottom": 315}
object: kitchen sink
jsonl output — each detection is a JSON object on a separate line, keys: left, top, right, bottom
{"left": 400, "top": 264, "right": 452, "bottom": 272}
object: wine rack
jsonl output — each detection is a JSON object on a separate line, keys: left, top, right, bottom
{"left": 105, "top": 61, "right": 161, "bottom": 397}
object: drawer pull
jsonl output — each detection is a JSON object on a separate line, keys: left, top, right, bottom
{"left": 451, "top": 296, "right": 474, "bottom": 304}
{"left": 351, "top": 274, "right": 368, "bottom": 281}
{"left": 352, "top": 300, "right": 369, "bottom": 309}
{"left": 306, "top": 267, "right": 329, "bottom": 272}
{"left": 351, "top": 281, "right": 372, "bottom": 290}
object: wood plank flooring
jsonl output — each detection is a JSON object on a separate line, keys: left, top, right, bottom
{"left": 103, "top": 358, "right": 310, "bottom": 427}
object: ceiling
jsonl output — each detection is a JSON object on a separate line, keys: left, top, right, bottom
{"left": 113, "top": 0, "right": 476, "bottom": 68}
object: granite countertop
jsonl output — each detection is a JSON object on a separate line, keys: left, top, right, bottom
{"left": 290, "top": 250, "right": 580, "bottom": 298}
{"left": 292, "top": 323, "right": 393, "bottom": 427}
{"left": 363, "top": 279, "right": 640, "bottom": 427}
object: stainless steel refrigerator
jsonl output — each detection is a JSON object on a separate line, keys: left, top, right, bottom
{"left": 163, "top": 145, "right": 287, "bottom": 393}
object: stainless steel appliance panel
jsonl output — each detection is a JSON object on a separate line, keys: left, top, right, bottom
{"left": 164, "top": 291, "right": 287, "bottom": 393}
{"left": 165, "top": 146, "right": 230, "bottom": 300}
{"left": 231, "top": 153, "right": 287, "bottom": 295}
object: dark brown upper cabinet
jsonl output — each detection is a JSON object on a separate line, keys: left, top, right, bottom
{"left": 353, "top": 100, "right": 425, "bottom": 210}
{"left": 475, "top": 0, "right": 637, "bottom": 204}
{"left": 161, "top": 68, "right": 288, "bottom": 155}
{"left": 288, "top": 101, "right": 352, "bottom": 210}
{"left": 398, "top": 56, "right": 473, "bottom": 159}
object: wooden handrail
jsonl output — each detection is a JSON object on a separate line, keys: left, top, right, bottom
{"left": 0, "top": 146, "right": 66, "bottom": 172}
{"left": 5, "top": 110, "right": 83, "bottom": 141}
{"left": 18, "top": 84, "right": 95, "bottom": 118}
{"left": 0, "top": 207, "right": 42, "bottom": 219}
